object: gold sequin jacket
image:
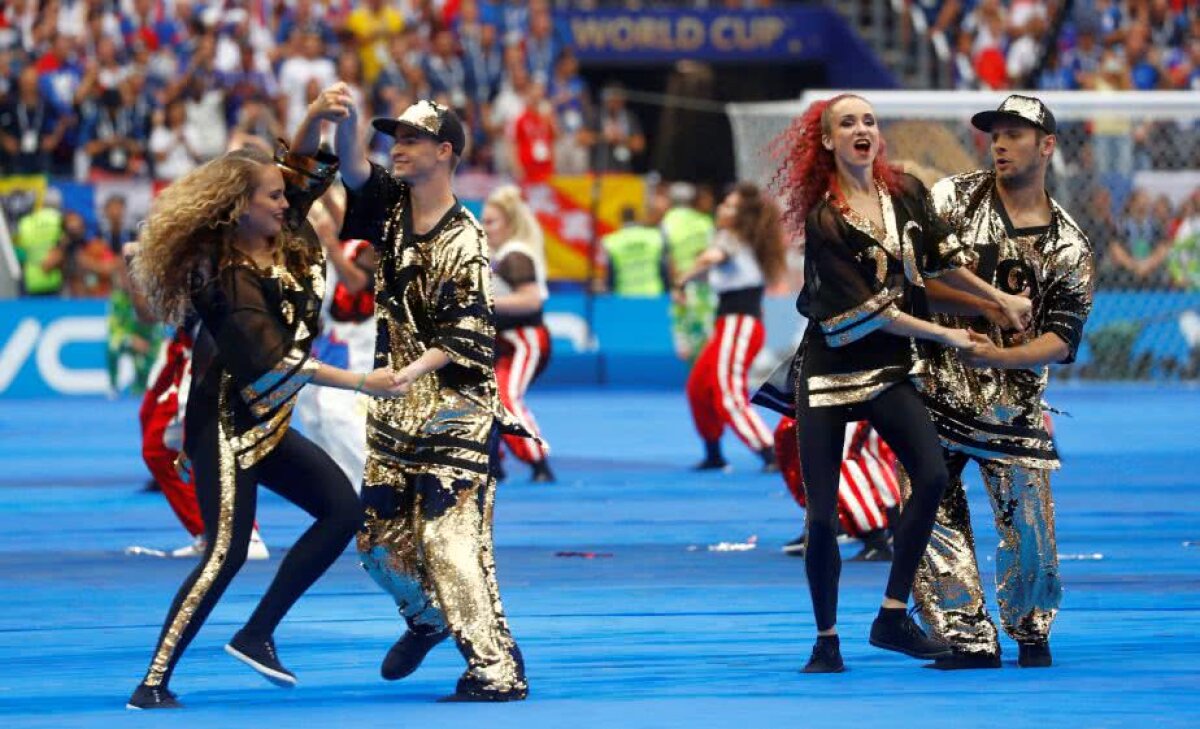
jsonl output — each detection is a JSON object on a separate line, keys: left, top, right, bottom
{"left": 343, "top": 163, "right": 523, "bottom": 485}
{"left": 919, "top": 170, "right": 1094, "bottom": 469}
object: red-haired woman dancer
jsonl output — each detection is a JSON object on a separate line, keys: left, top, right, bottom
{"left": 757, "top": 94, "right": 1031, "bottom": 673}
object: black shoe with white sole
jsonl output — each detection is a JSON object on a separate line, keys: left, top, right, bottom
{"left": 126, "top": 683, "right": 182, "bottom": 710}
{"left": 781, "top": 533, "right": 807, "bottom": 557}
{"left": 225, "top": 631, "right": 297, "bottom": 687}
{"left": 849, "top": 529, "right": 893, "bottom": 562}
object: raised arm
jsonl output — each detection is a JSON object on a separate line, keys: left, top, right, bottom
{"left": 291, "top": 82, "right": 371, "bottom": 190}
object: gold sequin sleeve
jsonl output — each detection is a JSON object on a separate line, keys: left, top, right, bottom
{"left": 908, "top": 173, "right": 973, "bottom": 278}
{"left": 1040, "top": 213, "right": 1094, "bottom": 363}
{"left": 209, "top": 266, "right": 320, "bottom": 415}
{"left": 804, "top": 206, "right": 901, "bottom": 348}
{"left": 429, "top": 226, "right": 496, "bottom": 374}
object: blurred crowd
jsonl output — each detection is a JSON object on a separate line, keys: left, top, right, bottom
{"left": 908, "top": 0, "right": 1199, "bottom": 92}
{"left": 902, "top": 1, "right": 1200, "bottom": 291}
{"left": 0, "top": 0, "right": 672, "bottom": 185}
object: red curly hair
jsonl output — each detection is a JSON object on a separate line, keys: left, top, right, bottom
{"left": 770, "top": 94, "right": 903, "bottom": 234}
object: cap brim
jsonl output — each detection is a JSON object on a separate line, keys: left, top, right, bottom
{"left": 971, "top": 110, "right": 1045, "bottom": 133}
{"left": 370, "top": 117, "right": 438, "bottom": 139}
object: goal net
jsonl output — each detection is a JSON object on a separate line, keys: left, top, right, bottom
{"left": 728, "top": 90, "right": 1200, "bottom": 382}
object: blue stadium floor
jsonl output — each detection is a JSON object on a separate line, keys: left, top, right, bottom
{"left": 1, "top": 385, "right": 1198, "bottom": 728}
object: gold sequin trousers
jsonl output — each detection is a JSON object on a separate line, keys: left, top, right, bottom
{"left": 357, "top": 464, "right": 525, "bottom": 693}
{"left": 903, "top": 449, "right": 1062, "bottom": 656}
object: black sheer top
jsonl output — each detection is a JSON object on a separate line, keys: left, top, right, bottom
{"left": 184, "top": 153, "right": 336, "bottom": 469}
{"left": 754, "top": 173, "right": 971, "bottom": 412}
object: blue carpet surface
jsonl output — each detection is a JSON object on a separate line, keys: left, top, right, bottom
{"left": 0, "top": 384, "right": 1197, "bottom": 728}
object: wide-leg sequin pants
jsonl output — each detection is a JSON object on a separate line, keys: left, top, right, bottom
{"left": 357, "top": 432, "right": 525, "bottom": 693}
{"left": 904, "top": 449, "right": 1062, "bottom": 656}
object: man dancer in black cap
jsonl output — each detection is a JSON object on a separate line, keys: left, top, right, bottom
{"left": 294, "top": 85, "right": 527, "bottom": 701}
{"left": 911, "top": 95, "right": 1094, "bottom": 669}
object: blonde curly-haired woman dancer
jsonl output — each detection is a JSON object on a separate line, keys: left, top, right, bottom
{"left": 127, "top": 144, "right": 404, "bottom": 710}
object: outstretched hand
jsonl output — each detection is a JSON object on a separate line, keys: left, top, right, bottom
{"left": 361, "top": 367, "right": 409, "bottom": 397}
{"left": 938, "top": 327, "right": 974, "bottom": 350}
{"left": 963, "top": 330, "right": 1008, "bottom": 368}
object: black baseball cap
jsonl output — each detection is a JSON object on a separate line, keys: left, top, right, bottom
{"left": 971, "top": 94, "right": 1057, "bottom": 135}
{"left": 371, "top": 100, "right": 466, "bottom": 156}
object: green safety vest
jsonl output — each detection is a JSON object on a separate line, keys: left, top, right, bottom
{"left": 661, "top": 206, "right": 713, "bottom": 272}
{"left": 603, "top": 225, "right": 666, "bottom": 296}
{"left": 16, "top": 208, "right": 63, "bottom": 295}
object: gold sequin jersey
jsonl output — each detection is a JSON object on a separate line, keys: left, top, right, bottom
{"left": 755, "top": 173, "right": 971, "bottom": 413}
{"left": 922, "top": 170, "right": 1094, "bottom": 469}
{"left": 343, "top": 163, "right": 513, "bottom": 485}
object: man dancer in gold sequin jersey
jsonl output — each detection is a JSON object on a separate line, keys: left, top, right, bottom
{"left": 913, "top": 96, "right": 1094, "bottom": 670}
{"left": 295, "top": 85, "right": 527, "bottom": 701}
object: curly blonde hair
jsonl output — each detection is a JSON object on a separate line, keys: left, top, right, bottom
{"left": 484, "top": 184, "right": 546, "bottom": 263}
{"left": 133, "top": 147, "right": 316, "bottom": 323}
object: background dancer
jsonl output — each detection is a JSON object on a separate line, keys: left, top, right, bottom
{"left": 774, "top": 417, "right": 899, "bottom": 562}
{"left": 294, "top": 187, "right": 378, "bottom": 489}
{"left": 913, "top": 95, "right": 1094, "bottom": 671}
{"left": 127, "top": 144, "right": 402, "bottom": 710}
{"left": 306, "top": 84, "right": 528, "bottom": 702}
{"left": 763, "top": 93, "right": 1032, "bottom": 674}
{"left": 482, "top": 184, "right": 556, "bottom": 483}
{"left": 675, "top": 182, "right": 785, "bottom": 472}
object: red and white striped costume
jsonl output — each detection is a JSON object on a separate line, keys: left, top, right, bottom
{"left": 774, "top": 416, "right": 901, "bottom": 537}
{"left": 139, "top": 323, "right": 203, "bottom": 537}
{"left": 687, "top": 230, "right": 774, "bottom": 452}
{"left": 492, "top": 240, "right": 552, "bottom": 464}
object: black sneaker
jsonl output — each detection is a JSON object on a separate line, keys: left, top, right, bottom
{"left": 695, "top": 440, "right": 729, "bottom": 471}
{"left": 438, "top": 676, "right": 529, "bottom": 703}
{"left": 869, "top": 608, "right": 953, "bottom": 660}
{"left": 928, "top": 650, "right": 1002, "bottom": 670}
{"left": 781, "top": 533, "right": 807, "bottom": 557}
{"left": 1018, "top": 639, "right": 1052, "bottom": 668}
{"left": 693, "top": 457, "right": 730, "bottom": 471}
{"left": 225, "top": 631, "right": 297, "bottom": 687}
{"left": 759, "top": 447, "right": 779, "bottom": 473}
{"left": 126, "top": 683, "right": 182, "bottom": 710}
{"left": 801, "top": 635, "right": 845, "bottom": 674}
{"left": 849, "top": 529, "right": 893, "bottom": 562}
{"left": 381, "top": 625, "right": 451, "bottom": 681}
{"left": 530, "top": 460, "right": 557, "bottom": 483}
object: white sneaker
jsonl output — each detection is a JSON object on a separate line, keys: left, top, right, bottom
{"left": 247, "top": 528, "right": 270, "bottom": 561}
{"left": 170, "top": 535, "right": 206, "bottom": 558}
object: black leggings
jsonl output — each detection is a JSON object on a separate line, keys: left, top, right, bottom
{"left": 141, "top": 422, "right": 362, "bottom": 687}
{"left": 797, "top": 381, "right": 949, "bottom": 632}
